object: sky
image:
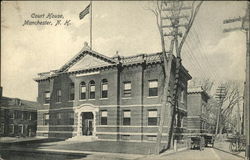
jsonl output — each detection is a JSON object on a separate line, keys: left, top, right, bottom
{"left": 1, "top": 1, "right": 247, "bottom": 101}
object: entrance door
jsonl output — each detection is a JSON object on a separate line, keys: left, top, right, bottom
{"left": 82, "top": 112, "right": 93, "bottom": 136}
{"left": 87, "top": 119, "right": 93, "bottom": 136}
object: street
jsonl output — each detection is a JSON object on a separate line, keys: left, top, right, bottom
{"left": 0, "top": 144, "right": 245, "bottom": 160}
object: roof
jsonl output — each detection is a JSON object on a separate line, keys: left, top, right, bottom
{"left": 0, "top": 97, "right": 39, "bottom": 111}
{"left": 34, "top": 44, "right": 191, "bottom": 81}
{"left": 188, "top": 86, "right": 210, "bottom": 99}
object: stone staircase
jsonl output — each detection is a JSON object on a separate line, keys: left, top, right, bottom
{"left": 66, "top": 135, "right": 98, "bottom": 142}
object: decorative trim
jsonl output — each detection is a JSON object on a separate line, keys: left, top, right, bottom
{"left": 99, "top": 98, "right": 109, "bottom": 100}
{"left": 76, "top": 71, "right": 100, "bottom": 77}
{"left": 38, "top": 104, "right": 162, "bottom": 112}
{"left": 37, "top": 131, "right": 77, "bottom": 134}
{"left": 96, "top": 125, "right": 168, "bottom": 128}
{"left": 37, "top": 125, "right": 76, "bottom": 128}
{"left": 121, "top": 97, "right": 132, "bottom": 100}
{"left": 96, "top": 132, "right": 168, "bottom": 136}
{"left": 146, "top": 96, "right": 159, "bottom": 99}
{"left": 97, "top": 139, "right": 168, "bottom": 143}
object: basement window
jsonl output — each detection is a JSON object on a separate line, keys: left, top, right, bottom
{"left": 121, "top": 135, "right": 130, "bottom": 140}
{"left": 147, "top": 135, "right": 157, "bottom": 141}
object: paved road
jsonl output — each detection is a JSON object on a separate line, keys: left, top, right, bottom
{"left": 0, "top": 147, "right": 245, "bottom": 160}
{"left": 141, "top": 147, "right": 245, "bottom": 160}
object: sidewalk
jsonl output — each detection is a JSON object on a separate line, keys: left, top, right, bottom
{"left": 213, "top": 139, "right": 245, "bottom": 159}
{"left": 0, "top": 136, "right": 60, "bottom": 145}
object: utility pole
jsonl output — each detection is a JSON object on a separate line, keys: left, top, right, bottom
{"left": 223, "top": 1, "right": 249, "bottom": 159}
{"left": 236, "top": 90, "right": 241, "bottom": 134}
{"left": 215, "top": 85, "right": 226, "bottom": 136}
{"left": 152, "top": 1, "right": 203, "bottom": 154}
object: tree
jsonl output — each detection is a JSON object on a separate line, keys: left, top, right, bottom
{"left": 146, "top": 1, "right": 203, "bottom": 153}
{"left": 218, "top": 81, "right": 243, "bottom": 135}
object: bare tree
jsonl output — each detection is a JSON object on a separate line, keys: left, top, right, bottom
{"left": 218, "top": 81, "right": 243, "bottom": 135}
{"left": 146, "top": 1, "right": 203, "bottom": 153}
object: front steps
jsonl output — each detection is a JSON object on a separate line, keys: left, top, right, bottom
{"left": 66, "top": 135, "right": 98, "bottom": 142}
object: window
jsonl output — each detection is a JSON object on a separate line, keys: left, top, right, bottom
{"left": 29, "top": 113, "right": 33, "bottom": 120}
{"left": 148, "top": 110, "right": 158, "bottom": 126}
{"left": 1, "top": 123, "right": 4, "bottom": 134}
{"left": 180, "top": 89, "right": 184, "bottom": 103}
{"left": 69, "top": 113, "right": 74, "bottom": 125}
{"left": 10, "top": 111, "right": 14, "bottom": 119}
{"left": 174, "top": 114, "right": 178, "bottom": 127}
{"left": 149, "top": 80, "right": 158, "bottom": 97}
{"left": 9, "top": 124, "right": 14, "bottom": 134}
{"left": 100, "top": 110, "right": 108, "bottom": 125}
{"left": 80, "top": 81, "right": 86, "bottom": 100}
{"left": 121, "top": 135, "right": 130, "bottom": 140}
{"left": 123, "top": 110, "right": 131, "bottom": 125}
{"left": 56, "top": 113, "right": 62, "bottom": 125}
{"left": 18, "top": 125, "right": 23, "bottom": 134}
{"left": 69, "top": 83, "right": 75, "bottom": 101}
{"left": 89, "top": 80, "right": 95, "bottom": 99}
{"left": 123, "top": 82, "right": 131, "bottom": 97}
{"left": 56, "top": 89, "right": 62, "bottom": 102}
{"left": 44, "top": 91, "right": 50, "bottom": 104}
{"left": 101, "top": 79, "right": 108, "bottom": 98}
{"left": 44, "top": 114, "right": 49, "bottom": 125}
{"left": 180, "top": 116, "right": 184, "bottom": 128}
{"left": 23, "top": 111, "right": 28, "bottom": 120}
{"left": 16, "top": 111, "right": 22, "bottom": 119}
{"left": 147, "top": 135, "right": 157, "bottom": 141}
{"left": 14, "top": 111, "right": 18, "bottom": 119}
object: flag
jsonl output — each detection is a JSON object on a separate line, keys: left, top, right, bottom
{"left": 79, "top": 4, "right": 90, "bottom": 20}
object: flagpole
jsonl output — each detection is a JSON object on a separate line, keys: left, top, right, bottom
{"left": 90, "top": 0, "right": 92, "bottom": 50}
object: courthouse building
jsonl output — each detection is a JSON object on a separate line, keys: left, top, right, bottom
{"left": 34, "top": 43, "right": 191, "bottom": 142}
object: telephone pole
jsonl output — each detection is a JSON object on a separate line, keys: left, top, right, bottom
{"left": 215, "top": 85, "right": 226, "bottom": 136}
{"left": 153, "top": 1, "right": 203, "bottom": 154}
{"left": 223, "top": 1, "right": 249, "bottom": 159}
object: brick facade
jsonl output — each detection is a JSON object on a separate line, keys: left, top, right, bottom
{"left": 0, "top": 97, "right": 37, "bottom": 137}
{"left": 34, "top": 46, "right": 191, "bottom": 144}
{"left": 187, "top": 87, "right": 211, "bottom": 134}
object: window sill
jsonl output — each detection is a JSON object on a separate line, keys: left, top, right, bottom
{"left": 100, "top": 98, "right": 108, "bottom": 100}
{"left": 44, "top": 104, "right": 50, "bottom": 105}
{"left": 88, "top": 99, "right": 95, "bottom": 101}
{"left": 55, "top": 102, "right": 62, "bottom": 104}
{"left": 147, "top": 96, "right": 158, "bottom": 99}
{"left": 79, "top": 99, "right": 87, "bottom": 101}
{"left": 122, "top": 97, "right": 132, "bottom": 99}
{"left": 68, "top": 100, "right": 74, "bottom": 102}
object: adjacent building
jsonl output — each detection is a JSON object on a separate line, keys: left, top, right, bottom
{"left": 0, "top": 90, "right": 38, "bottom": 137}
{"left": 187, "top": 86, "right": 212, "bottom": 134}
{"left": 34, "top": 43, "right": 192, "bottom": 144}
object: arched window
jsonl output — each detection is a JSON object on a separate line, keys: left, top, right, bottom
{"left": 101, "top": 79, "right": 108, "bottom": 98}
{"left": 69, "top": 83, "right": 75, "bottom": 101}
{"left": 89, "top": 80, "right": 95, "bottom": 99}
{"left": 80, "top": 81, "right": 86, "bottom": 100}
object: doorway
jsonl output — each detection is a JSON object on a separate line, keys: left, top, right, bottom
{"left": 82, "top": 112, "right": 93, "bottom": 136}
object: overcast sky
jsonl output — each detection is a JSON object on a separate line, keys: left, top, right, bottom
{"left": 1, "top": 1, "right": 247, "bottom": 101}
